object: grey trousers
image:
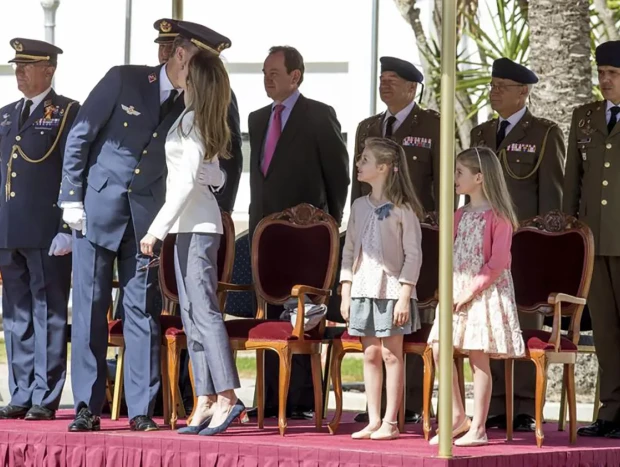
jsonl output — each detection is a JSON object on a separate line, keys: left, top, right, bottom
{"left": 174, "top": 232, "right": 240, "bottom": 396}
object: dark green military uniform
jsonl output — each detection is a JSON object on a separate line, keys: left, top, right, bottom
{"left": 564, "top": 99, "right": 620, "bottom": 425}
{"left": 471, "top": 109, "right": 566, "bottom": 419}
{"left": 352, "top": 104, "right": 441, "bottom": 213}
{"left": 471, "top": 109, "right": 566, "bottom": 220}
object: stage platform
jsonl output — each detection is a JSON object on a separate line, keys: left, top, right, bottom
{"left": 0, "top": 411, "right": 619, "bottom": 467}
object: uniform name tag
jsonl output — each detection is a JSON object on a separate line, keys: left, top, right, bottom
{"left": 506, "top": 143, "right": 536, "bottom": 153}
{"left": 577, "top": 138, "right": 591, "bottom": 144}
{"left": 402, "top": 136, "right": 431, "bottom": 149}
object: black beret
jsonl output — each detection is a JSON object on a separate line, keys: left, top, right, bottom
{"left": 380, "top": 56, "right": 423, "bottom": 83}
{"left": 176, "top": 20, "right": 231, "bottom": 55}
{"left": 596, "top": 41, "right": 620, "bottom": 68}
{"left": 8, "top": 38, "right": 62, "bottom": 64}
{"left": 492, "top": 58, "right": 538, "bottom": 84}
{"left": 153, "top": 18, "right": 180, "bottom": 44}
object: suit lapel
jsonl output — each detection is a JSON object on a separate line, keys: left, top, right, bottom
{"left": 595, "top": 102, "right": 614, "bottom": 137}
{"left": 141, "top": 66, "right": 162, "bottom": 126}
{"left": 483, "top": 120, "right": 498, "bottom": 149}
{"left": 253, "top": 105, "right": 271, "bottom": 173}
{"left": 265, "top": 94, "right": 306, "bottom": 177}
{"left": 497, "top": 109, "right": 530, "bottom": 151}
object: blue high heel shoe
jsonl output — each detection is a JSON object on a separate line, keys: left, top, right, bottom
{"left": 177, "top": 416, "right": 212, "bottom": 435}
{"left": 198, "top": 401, "right": 246, "bottom": 436}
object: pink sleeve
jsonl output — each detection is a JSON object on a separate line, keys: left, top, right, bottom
{"left": 468, "top": 214, "right": 513, "bottom": 297}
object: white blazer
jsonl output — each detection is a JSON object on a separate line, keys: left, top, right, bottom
{"left": 148, "top": 110, "right": 224, "bottom": 239}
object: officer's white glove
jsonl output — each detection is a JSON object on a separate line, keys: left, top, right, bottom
{"left": 62, "top": 205, "right": 86, "bottom": 232}
{"left": 198, "top": 157, "right": 226, "bottom": 192}
{"left": 48, "top": 233, "right": 72, "bottom": 256}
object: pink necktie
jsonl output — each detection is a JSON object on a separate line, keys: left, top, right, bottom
{"left": 262, "top": 104, "right": 285, "bottom": 175}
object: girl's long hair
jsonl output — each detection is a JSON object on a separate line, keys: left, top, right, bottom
{"left": 364, "top": 137, "right": 424, "bottom": 219}
{"left": 181, "top": 50, "right": 231, "bottom": 161}
{"left": 457, "top": 147, "right": 519, "bottom": 229}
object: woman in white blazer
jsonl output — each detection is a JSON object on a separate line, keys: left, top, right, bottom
{"left": 140, "top": 50, "right": 244, "bottom": 436}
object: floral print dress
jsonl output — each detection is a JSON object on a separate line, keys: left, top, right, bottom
{"left": 428, "top": 210, "right": 525, "bottom": 358}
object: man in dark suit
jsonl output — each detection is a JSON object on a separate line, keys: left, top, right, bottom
{"left": 247, "top": 46, "right": 349, "bottom": 418}
{"left": 60, "top": 21, "right": 230, "bottom": 432}
{"left": 0, "top": 38, "right": 79, "bottom": 422}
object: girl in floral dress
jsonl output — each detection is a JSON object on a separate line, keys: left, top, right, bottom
{"left": 428, "top": 147, "right": 525, "bottom": 447}
{"left": 340, "top": 137, "right": 424, "bottom": 441}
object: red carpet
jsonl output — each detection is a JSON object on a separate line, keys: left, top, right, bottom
{"left": 0, "top": 410, "right": 619, "bottom": 466}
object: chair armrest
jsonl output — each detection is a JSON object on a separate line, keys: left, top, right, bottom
{"left": 548, "top": 293, "right": 586, "bottom": 306}
{"left": 546, "top": 293, "right": 587, "bottom": 351}
{"left": 291, "top": 285, "right": 332, "bottom": 298}
{"left": 290, "top": 285, "right": 331, "bottom": 338}
{"left": 217, "top": 282, "right": 253, "bottom": 293}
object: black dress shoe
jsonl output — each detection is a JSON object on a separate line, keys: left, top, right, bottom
{"left": 130, "top": 415, "right": 159, "bottom": 432}
{"left": 485, "top": 414, "right": 507, "bottom": 429}
{"left": 514, "top": 414, "right": 536, "bottom": 432}
{"left": 354, "top": 411, "right": 369, "bottom": 423}
{"left": 0, "top": 404, "right": 29, "bottom": 419}
{"left": 25, "top": 405, "right": 55, "bottom": 421}
{"left": 68, "top": 408, "right": 100, "bottom": 432}
{"left": 578, "top": 419, "right": 619, "bottom": 437}
{"left": 404, "top": 410, "right": 422, "bottom": 424}
{"left": 290, "top": 410, "right": 314, "bottom": 420}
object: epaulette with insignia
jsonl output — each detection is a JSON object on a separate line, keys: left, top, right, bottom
{"left": 423, "top": 108, "right": 440, "bottom": 118}
{"left": 535, "top": 117, "right": 558, "bottom": 128}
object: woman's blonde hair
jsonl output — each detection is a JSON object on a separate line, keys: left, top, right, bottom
{"left": 363, "top": 137, "right": 424, "bottom": 219}
{"left": 457, "top": 147, "right": 519, "bottom": 229}
{"left": 181, "top": 50, "right": 231, "bottom": 161}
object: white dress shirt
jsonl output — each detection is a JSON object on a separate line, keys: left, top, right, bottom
{"left": 148, "top": 110, "right": 225, "bottom": 239}
{"left": 382, "top": 100, "right": 416, "bottom": 136}
{"left": 498, "top": 106, "right": 527, "bottom": 137}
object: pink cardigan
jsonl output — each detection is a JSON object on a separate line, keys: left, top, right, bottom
{"left": 454, "top": 208, "right": 514, "bottom": 297}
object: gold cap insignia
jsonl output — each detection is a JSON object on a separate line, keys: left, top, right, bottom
{"left": 160, "top": 21, "right": 172, "bottom": 33}
{"left": 217, "top": 42, "right": 231, "bottom": 53}
{"left": 13, "top": 41, "right": 23, "bottom": 52}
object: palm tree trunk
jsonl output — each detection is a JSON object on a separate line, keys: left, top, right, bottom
{"left": 528, "top": 0, "right": 591, "bottom": 138}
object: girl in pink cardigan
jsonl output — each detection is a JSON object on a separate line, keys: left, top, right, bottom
{"left": 340, "top": 137, "right": 424, "bottom": 441}
{"left": 428, "top": 147, "right": 525, "bottom": 447}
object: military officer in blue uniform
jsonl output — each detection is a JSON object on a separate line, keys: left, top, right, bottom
{"left": 60, "top": 21, "right": 232, "bottom": 432}
{"left": 0, "top": 38, "right": 79, "bottom": 421}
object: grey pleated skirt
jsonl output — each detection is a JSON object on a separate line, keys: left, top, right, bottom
{"left": 348, "top": 298, "right": 421, "bottom": 338}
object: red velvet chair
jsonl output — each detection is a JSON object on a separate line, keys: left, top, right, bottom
{"left": 503, "top": 210, "right": 594, "bottom": 447}
{"left": 328, "top": 212, "right": 439, "bottom": 438}
{"left": 220, "top": 203, "right": 340, "bottom": 436}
